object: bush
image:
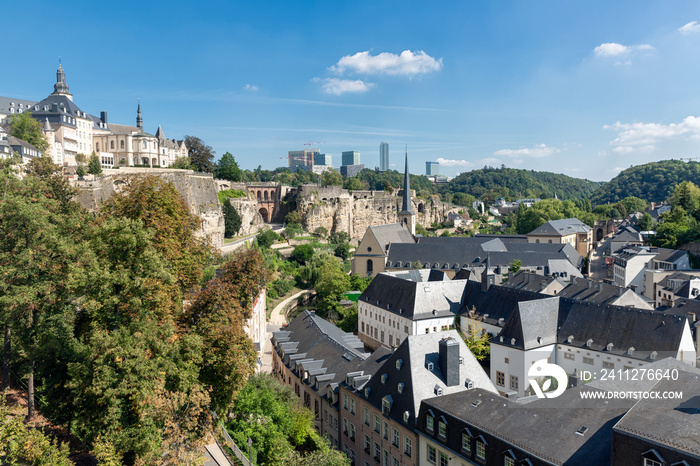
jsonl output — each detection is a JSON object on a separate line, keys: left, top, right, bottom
{"left": 313, "top": 226, "right": 328, "bottom": 238}
{"left": 290, "top": 244, "right": 315, "bottom": 264}
{"left": 217, "top": 189, "right": 247, "bottom": 204}
{"left": 329, "top": 231, "right": 349, "bottom": 245}
{"left": 283, "top": 223, "right": 303, "bottom": 239}
{"left": 257, "top": 229, "right": 281, "bottom": 249}
{"left": 334, "top": 242, "right": 351, "bottom": 260}
{"left": 267, "top": 287, "right": 279, "bottom": 299}
{"left": 285, "top": 211, "right": 303, "bottom": 225}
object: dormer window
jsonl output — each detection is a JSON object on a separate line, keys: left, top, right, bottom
{"left": 364, "top": 387, "right": 371, "bottom": 398}
{"left": 427, "top": 362, "right": 434, "bottom": 371}
{"left": 395, "top": 359, "right": 402, "bottom": 370}
{"left": 403, "top": 411, "right": 410, "bottom": 423}
{"left": 586, "top": 339, "right": 593, "bottom": 348}
{"left": 382, "top": 396, "right": 392, "bottom": 415}
{"left": 426, "top": 410, "right": 435, "bottom": 432}
{"left": 398, "top": 383, "right": 404, "bottom": 394}
{"left": 438, "top": 417, "right": 447, "bottom": 439}
{"left": 381, "top": 373, "right": 387, "bottom": 384}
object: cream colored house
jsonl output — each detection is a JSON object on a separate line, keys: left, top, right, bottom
{"left": 526, "top": 218, "right": 592, "bottom": 257}
{"left": 351, "top": 223, "right": 415, "bottom": 277}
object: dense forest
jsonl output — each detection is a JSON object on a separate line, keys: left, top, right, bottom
{"left": 437, "top": 166, "right": 603, "bottom": 203}
{"left": 590, "top": 160, "right": 700, "bottom": 205}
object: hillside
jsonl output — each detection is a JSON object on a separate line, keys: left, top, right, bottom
{"left": 438, "top": 167, "right": 603, "bottom": 201}
{"left": 590, "top": 160, "right": 700, "bottom": 205}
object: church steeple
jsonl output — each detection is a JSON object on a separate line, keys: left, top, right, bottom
{"left": 51, "top": 59, "right": 73, "bottom": 101}
{"left": 398, "top": 146, "right": 416, "bottom": 235}
{"left": 136, "top": 100, "right": 143, "bottom": 130}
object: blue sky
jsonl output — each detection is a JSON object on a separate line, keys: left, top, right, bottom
{"left": 5, "top": 0, "right": 700, "bottom": 181}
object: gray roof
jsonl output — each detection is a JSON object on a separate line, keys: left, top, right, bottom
{"left": 0, "top": 96, "right": 37, "bottom": 116}
{"left": 107, "top": 123, "right": 154, "bottom": 137}
{"left": 556, "top": 275, "right": 648, "bottom": 307}
{"left": 527, "top": 218, "right": 591, "bottom": 236}
{"left": 462, "top": 281, "right": 548, "bottom": 328}
{"left": 501, "top": 270, "right": 563, "bottom": 293}
{"left": 367, "top": 223, "right": 415, "bottom": 255}
{"left": 359, "top": 273, "right": 467, "bottom": 321}
{"left": 362, "top": 330, "right": 497, "bottom": 429}
{"left": 419, "top": 385, "right": 634, "bottom": 466}
{"left": 652, "top": 248, "right": 688, "bottom": 264}
{"left": 494, "top": 297, "right": 560, "bottom": 350}
{"left": 613, "top": 367, "right": 700, "bottom": 459}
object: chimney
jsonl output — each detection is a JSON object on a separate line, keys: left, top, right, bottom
{"left": 618, "top": 286, "right": 625, "bottom": 297}
{"left": 438, "top": 337, "right": 460, "bottom": 387}
{"left": 587, "top": 279, "right": 593, "bottom": 289}
{"left": 571, "top": 276, "right": 577, "bottom": 285}
{"left": 100, "top": 111, "right": 108, "bottom": 124}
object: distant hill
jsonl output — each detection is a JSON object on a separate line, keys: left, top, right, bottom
{"left": 590, "top": 160, "right": 700, "bottom": 205}
{"left": 439, "top": 167, "right": 603, "bottom": 201}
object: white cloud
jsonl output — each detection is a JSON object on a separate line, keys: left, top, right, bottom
{"left": 314, "top": 78, "right": 375, "bottom": 95}
{"left": 436, "top": 157, "right": 472, "bottom": 168}
{"left": 243, "top": 84, "right": 258, "bottom": 91}
{"left": 330, "top": 50, "right": 443, "bottom": 76}
{"left": 679, "top": 21, "right": 700, "bottom": 34}
{"left": 611, "top": 145, "right": 656, "bottom": 154}
{"left": 594, "top": 42, "right": 629, "bottom": 57}
{"left": 493, "top": 144, "right": 560, "bottom": 158}
{"left": 605, "top": 116, "right": 700, "bottom": 147}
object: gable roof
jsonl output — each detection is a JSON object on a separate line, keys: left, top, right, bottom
{"left": 462, "top": 281, "right": 549, "bottom": 328}
{"left": 556, "top": 276, "right": 651, "bottom": 308}
{"left": 494, "top": 297, "right": 561, "bottom": 350}
{"left": 367, "top": 223, "right": 415, "bottom": 255}
{"left": 501, "top": 271, "right": 564, "bottom": 293}
{"left": 362, "top": 330, "right": 497, "bottom": 429}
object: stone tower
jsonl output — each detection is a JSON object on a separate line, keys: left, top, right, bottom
{"left": 398, "top": 148, "right": 415, "bottom": 235}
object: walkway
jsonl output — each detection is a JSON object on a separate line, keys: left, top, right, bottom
{"left": 260, "top": 289, "right": 309, "bottom": 373}
{"left": 219, "top": 223, "right": 284, "bottom": 254}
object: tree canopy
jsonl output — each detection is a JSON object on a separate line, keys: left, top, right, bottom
{"left": 7, "top": 112, "right": 49, "bottom": 154}
{"left": 215, "top": 152, "right": 242, "bottom": 181}
{"left": 184, "top": 135, "right": 216, "bottom": 173}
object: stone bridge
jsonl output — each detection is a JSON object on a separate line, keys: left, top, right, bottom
{"left": 247, "top": 183, "right": 281, "bottom": 222}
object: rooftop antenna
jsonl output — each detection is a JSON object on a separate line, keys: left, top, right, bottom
{"left": 58, "top": 56, "right": 61, "bottom": 67}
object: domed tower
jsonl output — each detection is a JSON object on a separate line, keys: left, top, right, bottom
{"left": 51, "top": 61, "right": 73, "bottom": 101}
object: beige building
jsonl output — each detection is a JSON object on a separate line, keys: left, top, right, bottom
{"left": 351, "top": 223, "right": 415, "bottom": 277}
{"left": 526, "top": 218, "right": 592, "bottom": 257}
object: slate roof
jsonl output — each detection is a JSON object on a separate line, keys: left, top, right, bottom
{"left": 272, "top": 311, "right": 372, "bottom": 394}
{"left": 527, "top": 218, "right": 591, "bottom": 236}
{"left": 0, "top": 96, "right": 37, "bottom": 116}
{"left": 556, "top": 275, "right": 648, "bottom": 307}
{"left": 501, "top": 271, "right": 564, "bottom": 293}
{"left": 493, "top": 297, "right": 561, "bottom": 350}
{"left": 367, "top": 223, "right": 415, "bottom": 255}
{"left": 359, "top": 273, "right": 467, "bottom": 321}
{"left": 652, "top": 248, "right": 688, "bottom": 264}
{"left": 107, "top": 123, "right": 154, "bottom": 137}
{"left": 462, "top": 281, "right": 548, "bottom": 327}
{"left": 612, "top": 229, "right": 643, "bottom": 244}
{"left": 361, "top": 330, "right": 497, "bottom": 429}
{"left": 613, "top": 368, "right": 700, "bottom": 459}
{"left": 418, "top": 386, "right": 634, "bottom": 466}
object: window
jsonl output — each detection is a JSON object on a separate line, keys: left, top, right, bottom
{"left": 391, "top": 427, "right": 399, "bottom": 447}
{"left": 350, "top": 398, "right": 356, "bottom": 415}
{"left": 374, "top": 443, "right": 381, "bottom": 461}
{"left": 110, "top": 140, "right": 115, "bottom": 150}
{"left": 364, "top": 408, "right": 370, "bottom": 426}
{"left": 643, "top": 460, "right": 661, "bottom": 466}
{"left": 440, "top": 452, "right": 448, "bottom": 466}
{"left": 438, "top": 420, "right": 447, "bottom": 438}
{"left": 504, "top": 456, "right": 515, "bottom": 466}
{"left": 374, "top": 415, "right": 380, "bottom": 433}
{"left": 120, "top": 140, "right": 124, "bottom": 149}
{"left": 404, "top": 436, "right": 412, "bottom": 457}
{"left": 350, "top": 423, "right": 356, "bottom": 441}
{"left": 427, "top": 445, "right": 436, "bottom": 464}
{"left": 496, "top": 371, "right": 505, "bottom": 387}
{"left": 383, "top": 450, "right": 389, "bottom": 466}
{"left": 476, "top": 440, "right": 486, "bottom": 460}
{"left": 382, "top": 397, "right": 391, "bottom": 415}
{"left": 426, "top": 413, "right": 434, "bottom": 432}
{"left": 564, "top": 352, "right": 575, "bottom": 360}
{"left": 343, "top": 394, "right": 348, "bottom": 410}
{"left": 392, "top": 457, "right": 399, "bottom": 466}
{"left": 383, "top": 421, "right": 389, "bottom": 440}
{"left": 364, "top": 434, "right": 371, "bottom": 453}
{"left": 583, "top": 357, "right": 594, "bottom": 365}
{"left": 603, "top": 361, "right": 614, "bottom": 369}
{"left": 504, "top": 357, "right": 509, "bottom": 364}
{"left": 510, "top": 375, "right": 519, "bottom": 391}
{"left": 343, "top": 418, "right": 348, "bottom": 436}
{"left": 461, "top": 432, "right": 471, "bottom": 452}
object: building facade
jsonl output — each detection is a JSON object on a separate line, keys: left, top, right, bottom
{"left": 425, "top": 162, "right": 439, "bottom": 176}
{"left": 379, "top": 142, "right": 389, "bottom": 171}
{"left": 342, "top": 150, "right": 361, "bottom": 166}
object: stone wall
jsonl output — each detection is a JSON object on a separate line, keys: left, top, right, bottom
{"left": 228, "top": 196, "right": 266, "bottom": 236}
{"left": 292, "top": 184, "right": 457, "bottom": 238}
{"left": 76, "top": 168, "right": 225, "bottom": 245}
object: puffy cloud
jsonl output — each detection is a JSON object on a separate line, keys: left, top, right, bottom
{"left": 493, "top": 144, "right": 560, "bottom": 158}
{"left": 315, "top": 78, "right": 375, "bottom": 96}
{"left": 330, "top": 50, "right": 443, "bottom": 76}
{"left": 594, "top": 42, "right": 629, "bottom": 57}
{"left": 435, "top": 157, "right": 472, "bottom": 168}
{"left": 605, "top": 116, "right": 700, "bottom": 147}
{"left": 243, "top": 84, "right": 258, "bottom": 91}
{"left": 611, "top": 145, "right": 655, "bottom": 154}
{"left": 679, "top": 21, "right": 700, "bottom": 34}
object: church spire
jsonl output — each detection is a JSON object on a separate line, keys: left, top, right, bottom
{"left": 136, "top": 100, "right": 143, "bottom": 130}
{"left": 52, "top": 59, "right": 72, "bottom": 100}
{"left": 398, "top": 145, "right": 416, "bottom": 235}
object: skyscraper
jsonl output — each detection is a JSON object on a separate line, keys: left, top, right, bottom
{"left": 379, "top": 142, "right": 389, "bottom": 171}
{"left": 341, "top": 150, "right": 361, "bottom": 166}
{"left": 426, "top": 161, "right": 439, "bottom": 176}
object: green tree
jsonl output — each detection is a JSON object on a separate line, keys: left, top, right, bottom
{"left": 329, "top": 231, "right": 349, "bottom": 245}
{"left": 223, "top": 198, "right": 242, "bottom": 238}
{"left": 172, "top": 156, "right": 193, "bottom": 169}
{"left": 215, "top": 152, "right": 242, "bottom": 181}
{"left": 415, "top": 224, "right": 430, "bottom": 236}
{"left": 508, "top": 259, "right": 522, "bottom": 275}
{"left": 619, "top": 196, "right": 648, "bottom": 215}
{"left": 100, "top": 175, "right": 214, "bottom": 293}
{"left": 314, "top": 259, "right": 350, "bottom": 316}
{"left": 256, "top": 229, "right": 281, "bottom": 249}
{"left": 76, "top": 164, "right": 85, "bottom": 178}
{"left": 334, "top": 242, "right": 351, "bottom": 260}
{"left": 461, "top": 315, "right": 491, "bottom": 361}
{"left": 87, "top": 152, "right": 103, "bottom": 175}
{"left": 321, "top": 170, "right": 343, "bottom": 186}
{"left": 184, "top": 135, "right": 216, "bottom": 173}
{"left": 670, "top": 181, "right": 700, "bottom": 212}
{"left": 343, "top": 177, "right": 364, "bottom": 191}
{"left": 349, "top": 274, "right": 372, "bottom": 292}
{"left": 291, "top": 244, "right": 315, "bottom": 264}
{"left": 313, "top": 226, "right": 328, "bottom": 238}
{"left": 283, "top": 223, "right": 303, "bottom": 239}
{"left": 7, "top": 112, "right": 49, "bottom": 154}
{"left": 285, "top": 211, "right": 303, "bottom": 225}
{"left": 383, "top": 180, "right": 393, "bottom": 193}
{"left": 639, "top": 212, "right": 655, "bottom": 231}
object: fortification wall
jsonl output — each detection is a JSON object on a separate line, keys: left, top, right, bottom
{"left": 76, "top": 169, "right": 225, "bottom": 245}
{"left": 229, "top": 197, "right": 266, "bottom": 236}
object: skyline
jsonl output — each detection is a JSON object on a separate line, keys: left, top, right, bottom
{"left": 4, "top": 1, "right": 700, "bottom": 181}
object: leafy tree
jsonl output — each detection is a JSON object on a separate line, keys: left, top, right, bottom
{"left": 87, "top": 152, "right": 103, "bottom": 175}
{"left": 285, "top": 211, "right": 303, "bottom": 225}
{"left": 508, "top": 259, "right": 522, "bottom": 275}
{"left": 215, "top": 152, "right": 242, "bottom": 181}
{"left": 7, "top": 112, "right": 49, "bottom": 153}
{"left": 343, "top": 177, "right": 364, "bottom": 191}
{"left": 291, "top": 244, "right": 315, "bottom": 264}
{"left": 256, "top": 229, "right": 281, "bottom": 249}
{"left": 461, "top": 314, "right": 490, "bottom": 361}
{"left": 415, "top": 224, "right": 430, "bottom": 236}
{"left": 314, "top": 259, "right": 350, "bottom": 317}
{"left": 75, "top": 153, "right": 87, "bottom": 164}
{"left": 283, "top": 223, "right": 303, "bottom": 239}
{"left": 639, "top": 212, "right": 655, "bottom": 231}
{"left": 283, "top": 445, "right": 351, "bottom": 466}
{"left": 183, "top": 248, "right": 270, "bottom": 414}
{"left": 670, "top": 181, "right": 700, "bottom": 212}
{"left": 329, "top": 231, "right": 349, "bottom": 245}
{"left": 349, "top": 274, "right": 372, "bottom": 292}
{"left": 619, "top": 196, "right": 648, "bottom": 214}
{"left": 172, "top": 156, "right": 193, "bottom": 169}
{"left": 184, "top": 135, "right": 215, "bottom": 173}
{"left": 100, "top": 175, "right": 214, "bottom": 293}
{"left": 313, "top": 226, "right": 328, "bottom": 238}
{"left": 334, "top": 242, "right": 351, "bottom": 260}
{"left": 0, "top": 398, "right": 72, "bottom": 465}
{"left": 321, "top": 169, "right": 343, "bottom": 186}
{"left": 223, "top": 198, "right": 242, "bottom": 238}
{"left": 383, "top": 180, "right": 393, "bottom": 193}
{"left": 76, "top": 164, "right": 85, "bottom": 178}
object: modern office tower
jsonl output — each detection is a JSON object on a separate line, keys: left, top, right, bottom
{"left": 426, "top": 161, "right": 439, "bottom": 176}
{"left": 379, "top": 142, "right": 389, "bottom": 171}
{"left": 314, "top": 152, "right": 332, "bottom": 166}
{"left": 288, "top": 149, "right": 319, "bottom": 170}
{"left": 340, "top": 164, "right": 364, "bottom": 177}
{"left": 341, "top": 150, "right": 361, "bottom": 166}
